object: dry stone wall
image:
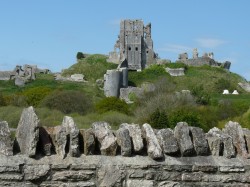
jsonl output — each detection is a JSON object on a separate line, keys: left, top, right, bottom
{"left": 1, "top": 106, "right": 250, "bottom": 186}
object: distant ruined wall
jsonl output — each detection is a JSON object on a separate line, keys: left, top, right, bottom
{"left": 1, "top": 106, "right": 250, "bottom": 186}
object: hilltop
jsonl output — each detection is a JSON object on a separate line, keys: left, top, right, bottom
{"left": 0, "top": 54, "right": 249, "bottom": 133}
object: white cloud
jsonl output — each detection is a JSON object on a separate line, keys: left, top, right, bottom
{"left": 196, "top": 38, "right": 227, "bottom": 48}
{"left": 158, "top": 44, "right": 193, "bottom": 54}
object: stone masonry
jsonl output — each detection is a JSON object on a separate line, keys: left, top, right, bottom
{"left": 1, "top": 107, "right": 250, "bottom": 186}
{"left": 108, "top": 19, "right": 156, "bottom": 71}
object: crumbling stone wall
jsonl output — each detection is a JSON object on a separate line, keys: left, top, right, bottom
{"left": 1, "top": 106, "right": 250, "bottom": 186}
{"left": 108, "top": 19, "right": 156, "bottom": 71}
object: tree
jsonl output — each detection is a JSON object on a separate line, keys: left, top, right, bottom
{"left": 76, "top": 52, "right": 85, "bottom": 60}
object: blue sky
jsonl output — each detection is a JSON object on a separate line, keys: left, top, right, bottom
{"left": 0, "top": 0, "right": 250, "bottom": 80}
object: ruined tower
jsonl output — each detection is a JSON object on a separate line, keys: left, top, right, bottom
{"left": 109, "top": 19, "right": 156, "bottom": 71}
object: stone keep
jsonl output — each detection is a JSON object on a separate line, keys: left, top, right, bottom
{"left": 112, "top": 19, "right": 156, "bottom": 71}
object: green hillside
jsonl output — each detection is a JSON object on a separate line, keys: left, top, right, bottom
{"left": 0, "top": 54, "right": 249, "bottom": 132}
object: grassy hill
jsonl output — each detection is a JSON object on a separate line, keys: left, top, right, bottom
{"left": 0, "top": 54, "right": 249, "bottom": 132}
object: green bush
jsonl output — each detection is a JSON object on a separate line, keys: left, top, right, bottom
{"left": 148, "top": 108, "right": 168, "bottom": 129}
{"left": 42, "top": 90, "right": 93, "bottom": 115}
{"left": 22, "top": 87, "right": 53, "bottom": 107}
{"left": 76, "top": 52, "right": 85, "bottom": 60}
{"left": 168, "top": 107, "right": 203, "bottom": 129}
{"left": 215, "top": 78, "right": 234, "bottom": 93}
{"left": 128, "top": 64, "right": 167, "bottom": 86}
{"left": 191, "top": 85, "right": 211, "bottom": 105}
{"left": 95, "top": 97, "right": 129, "bottom": 114}
{"left": 0, "top": 93, "right": 6, "bottom": 106}
{"left": 0, "top": 106, "right": 23, "bottom": 128}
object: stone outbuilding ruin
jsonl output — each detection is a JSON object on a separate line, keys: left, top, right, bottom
{"left": 108, "top": 19, "right": 156, "bottom": 71}
{"left": 178, "top": 48, "right": 231, "bottom": 70}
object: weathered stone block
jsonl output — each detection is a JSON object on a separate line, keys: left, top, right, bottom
{"left": 0, "top": 121, "right": 13, "bottom": 156}
{"left": 24, "top": 165, "right": 50, "bottom": 181}
{"left": 142, "top": 123, "right": 163, "bottom": 160}
{"left": 181, "top": 172, "right": 203, "bottom": 182}
{"left": 174, "top": 122, "right": 194, "bottom": 156}
{"left": 53, "top": 125, "right": 67, "bottom": 159}
{"left": 97, "top": 165, "right": 125, "bottom": 187}
{"left": 190, "top": 127, "right": 209, "bottom": 156}
{"left": 156, "top": 128, "right": 179, "bottom": 156}
{"left": 158, "top": 181, "right": 180, "bottom": 187}
{"left": 92, "top": 122, "right": 117, "bottom": 156}
{"left": 83, "top": 129, "right": 96, "bottom": 155}
{"left": 206, "top": 133, "right": 222, "bottom": 156}
{"left": 16, "top": 106, "right": 39, "bottom": 157}
{"left": 243, "top": 128, "right": 250, "bottom": 154}
{"left": 207, "top": 127, "right": 235, "bottom": 158}
{"left": 223, "top": 121, "right": 249, "bottom": 158}
{"left": 116, "top": 127, "right": 132, "bottom": 156}
{"left": 127, "top": 179, "right": 154, "bottom": 187}
{"left": 52, "top": 170, "right": 94, "bottom": 181}
{"left": 62, "top": 116, "right": 80, "bottom": 157}
{"left": 120, "top": 123, "right": 144, "bottom": 153}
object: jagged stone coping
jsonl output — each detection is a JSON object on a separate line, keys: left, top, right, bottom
{"left": 1, "top": 107, "right": 250, "bottom": 161}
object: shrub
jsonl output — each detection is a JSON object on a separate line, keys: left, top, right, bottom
{"left": 148, "top": 108, "right": 168, "bottom": 129}
{"left": 0, "top": 93, "right": 6, "bottom": 106}
{"left": 128, "top": 64, "right": 167, "bottom": 86}
{"left": 95, "top": 97, "right": 129, "bottom": 114}
{"left": 191, "top": 85, "right": 210, "bottom": 105}
{"left": 22, "top": 87, "right": 53, "bottom": 107}
{"left": 76, "top": 52, "right": 85, "bottom": 60}
{"left": 0, "top": 106, "right": 23, "bottom": 128}
{"left": 215, "top": 78, "right": 234, "bottom": 93}
{"left": 168, "top": 107, "right": 204, "bottom": 129}
{"left": 42, "top": 90, "right": 93, "bottom": 115}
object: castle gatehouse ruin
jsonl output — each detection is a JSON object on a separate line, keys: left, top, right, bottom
{"left": 108, "top": 19, "right": 156, "bottom": 71}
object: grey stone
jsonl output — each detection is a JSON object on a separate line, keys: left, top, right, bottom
{"left": 189, "top": 127, "right": 209, "bottom": 156}
{"left": 52, "top": 170, "right": 94, "bottom": 181}
{"left": 92, "top": 121, "right": 117, "bottom": 156}
{"left": 84, "top": 129, "right": 96, "bottom": 155}
{"left": 207, "top": 127, "right": 235, "bottom": 158}
{"left": 165, "top": 68, "right": 185, "bottom": 76}
{"left": 158, "top": 181, "right": 180, "bottom": 187}
{"left": 238, "top": 82, "right": 250, "bottom": 92}
{"left": 178, "top": 53, "right": 188, "bottom": 60}
{"left": 103, "top": 69, "right": 121, "bottom": 97}
{"left": 97, "top": 165, "right": 125, "bottom": 187}
{"left": 142, "top": 123, "right": 163, "bottom": 159}
{"left": 24, "top": 165, "right": 50, "bottom": 181}
{"left": 15, "top": 76, "right": 26, "bottom": 86}
{"left": 112, "top": 19, "right": 156, "bottom": 71}
{"left": 243, "top": 128, "right": 250, "bottom": 154}
{"left": 120, "top": 123, "right": 144, "bottom": 153}
{"left": 206, "top": 133, "right": 222, "bottom": 156}
{"left": 16, "top": 106, "right": 39, "bottom": 157}
{"left": 156, "top": 128, "right": 179, "bottom": 155}
{"left": 223, "top": 121, "right": 249, "bottom": 158}
{"left": 70, "top": 74, "right": 84, "bottom": 82}
{"left": 174, "top": 122, "right": 194, "bottom": 156}
{"left": 116, "top": 127, "right": 132, "bottom": 156}
{"left": 62, "top": 116, "right": 80, "bottom": 157}
{"left": 53, "top": 125, "right": 67, "bottom": 159}
{"left": 0, "top": 121, "right": 13, "bottom": 156}
{"left": 127, "top": 179, "right": 154, "bottom": 187}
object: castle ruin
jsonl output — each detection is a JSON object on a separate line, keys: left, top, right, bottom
{"left": 108, "top": 19, "right": 156, "bottom": 71}
{"left": 178, "top": 49, "right": 231, "bottom": 70}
